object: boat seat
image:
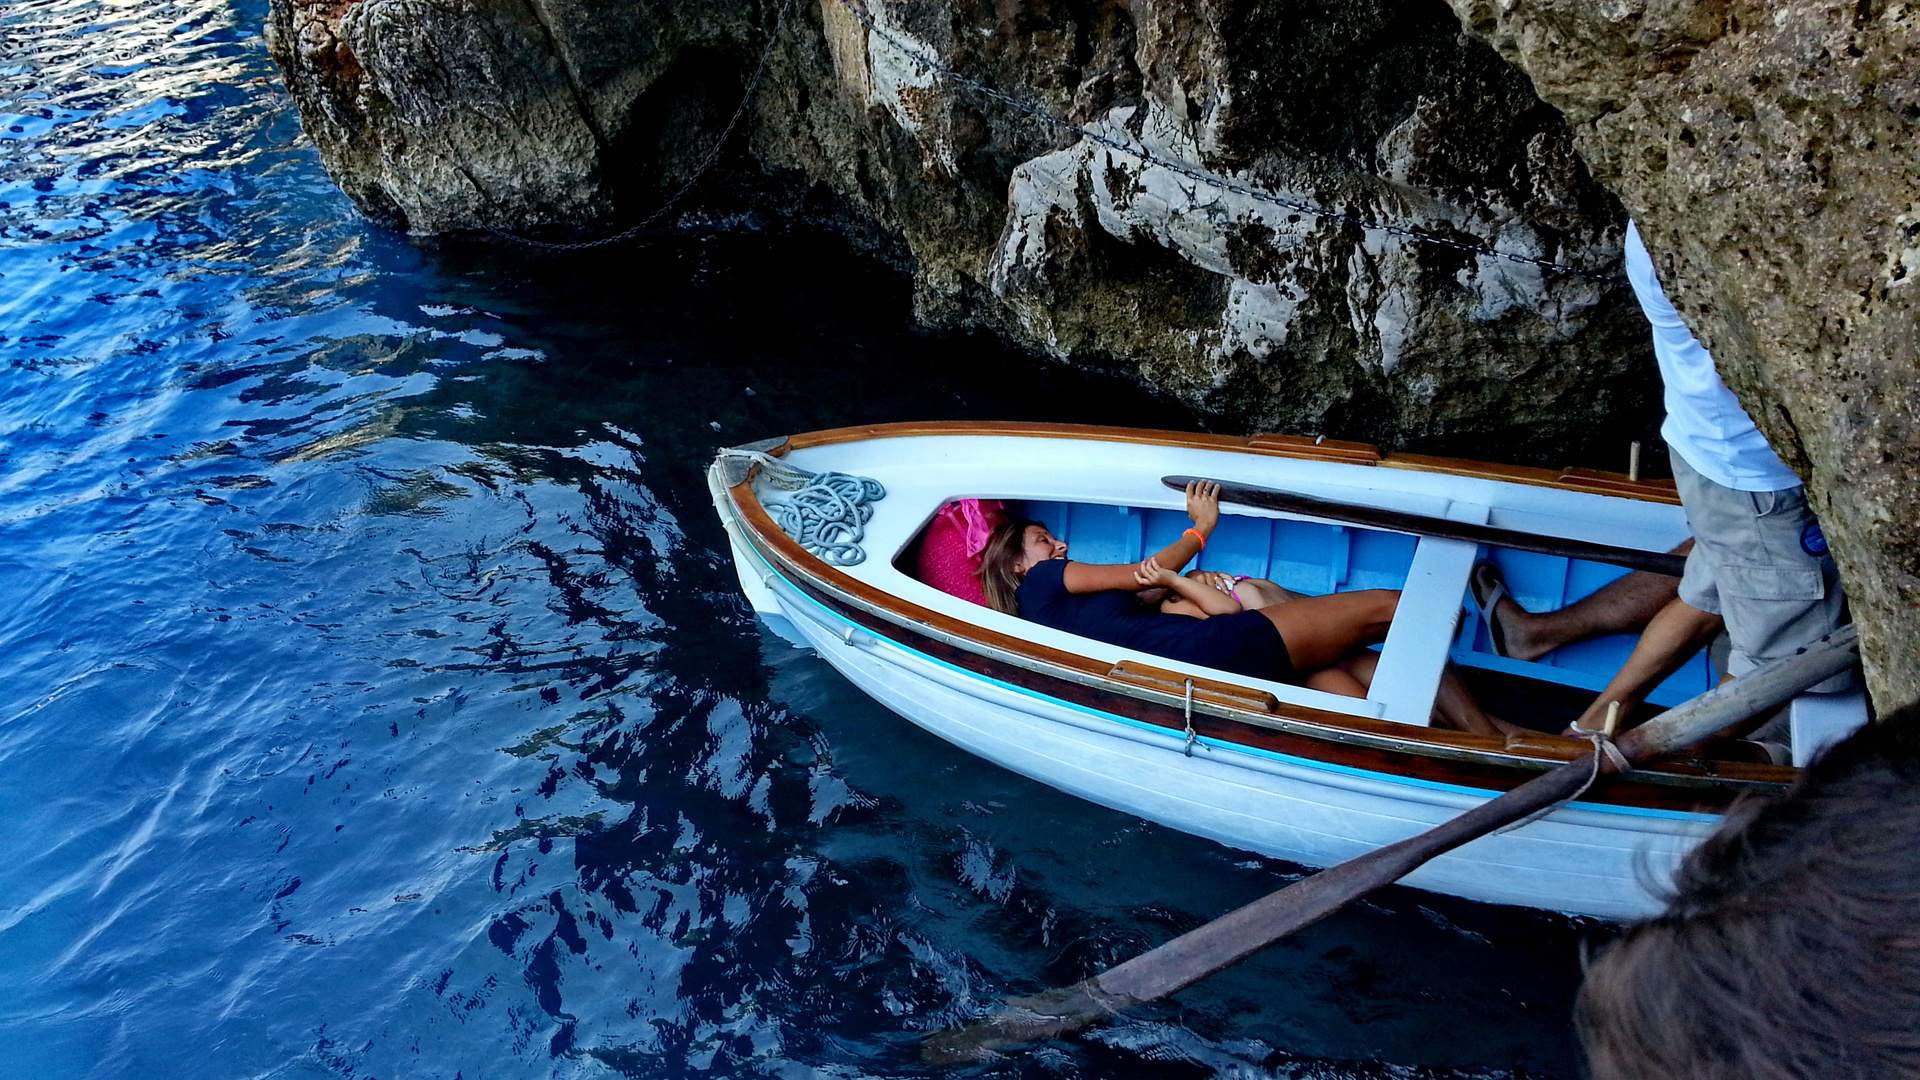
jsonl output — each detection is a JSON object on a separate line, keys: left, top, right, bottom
{"left": 1368, "top": 501, "right": 1486, "bottom": 726}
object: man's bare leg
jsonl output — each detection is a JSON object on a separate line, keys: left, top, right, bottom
{"left": 1562, "top": 596, "right": 1724, "bottom": 736}
{"left": 1488, "top": 541, "right": 1694, "bottom": 662}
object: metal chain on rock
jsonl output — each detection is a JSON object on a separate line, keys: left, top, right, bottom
{"left": 834, "top": 0, "right": 1621, "bottom": 284}
{"left": 487, "top": 0, "right": 797, "bottom": 252}
{"left": 717, "top": 449, "right": 887, "bottom": 566}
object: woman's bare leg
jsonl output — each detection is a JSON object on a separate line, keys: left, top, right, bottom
{"left": 1306, "top": 650, "right": 1394, "bottom": 700}
{"left": 1323, "top": 646, "right": 1523, "bottom": 739}
{"left": 1432, "top": 666, "right": 1530, "bottom": 738}
{"left": 1305, "top": 665, "right": 1369, "bottom": 698}
{"left": 1256, "top": 589, "right": 1399, "bottom": 673}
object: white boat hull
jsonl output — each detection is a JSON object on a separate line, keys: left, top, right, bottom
{"left": 721, "top": 504, "right": 1712, "bottom": 920}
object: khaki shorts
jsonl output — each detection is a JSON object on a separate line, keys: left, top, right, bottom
{"left": 1671, "top": 449, "right": 1853, "bottom": 692}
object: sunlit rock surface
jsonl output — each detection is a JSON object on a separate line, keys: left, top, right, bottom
{"left": 266, "top": 0, "right": 1656, "bottom": 459}
{"left": 1447, "top": 0, "right": 1918, "bottom": 713}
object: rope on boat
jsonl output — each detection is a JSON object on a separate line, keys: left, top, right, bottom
{"left": 717, "top": 448, "right": 813, "bottom": 490}
{"left": 1182, "top": 679, "right": 1199, "bottom": 757}
{"left": 717, "top": 448, "right": 886, "bottom": 566}
{"left": 1495, "top": 718, "right": 1631, "bottom": 834}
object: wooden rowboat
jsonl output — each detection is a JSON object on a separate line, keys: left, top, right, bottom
{"left": 707, "top": 422, "right": 1866, "bottom": 919}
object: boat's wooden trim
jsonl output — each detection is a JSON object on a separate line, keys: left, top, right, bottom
{"left": 725, "top": 474, "right": 1793, "bottom": 804}
{"left": 1382, "top": 454, "right": 1683, "bottom": 505}
{"left": 1109, "top": 661, "right": 1282, "bottom": 714}
{"left": 784, "top": 421, "right": 1383, "bottom": 466}
{"left": 772, "top": 421, "right": 1684, "bottom": 505}
{"left": 764, "top": 547, "right": 1776, "bottom": 813}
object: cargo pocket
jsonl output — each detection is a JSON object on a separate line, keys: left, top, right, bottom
{"left": 1747, "top": 487, "right": 1803, "bottom": 518}
{"left": 1717, "top": 563, "right": 1825, "bottom": 601}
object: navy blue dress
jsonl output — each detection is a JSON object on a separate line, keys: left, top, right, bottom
{"left": 1014, "top": 560, "right": 1295, "bottom": 683}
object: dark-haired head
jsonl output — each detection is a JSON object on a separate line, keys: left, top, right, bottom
{"left": 976, "top": 518, "right": 1053, "bottom": 616}
{"left": 1576, "top": 702, "right": 1920, "bottom": 1079}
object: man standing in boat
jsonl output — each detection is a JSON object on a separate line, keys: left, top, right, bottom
{"left": 1474, "top": 221, "right": 1852, "bottom": 737}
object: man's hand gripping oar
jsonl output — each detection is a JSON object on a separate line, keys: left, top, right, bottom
{"left": 922, "top": 626, "right": 1860, "bottom": 1064}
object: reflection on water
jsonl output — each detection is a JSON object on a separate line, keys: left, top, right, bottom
{"left": 0, "top": 1, "right": 1589, "bottom": 1077}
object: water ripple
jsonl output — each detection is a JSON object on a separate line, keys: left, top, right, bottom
{"left": 0, "top": 1, "right": 1589, "bottom": 1077}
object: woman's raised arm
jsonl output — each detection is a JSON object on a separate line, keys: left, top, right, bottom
{"left": 1060, "top": 480, "right": 1220, "bottom": 593}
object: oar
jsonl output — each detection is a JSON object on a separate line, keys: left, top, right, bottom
{"left": 924, "top": 626, "right": 1860, "bottom": 1064}
{"left": 1163, "top": 475, "right": 1689, "bottom": 577}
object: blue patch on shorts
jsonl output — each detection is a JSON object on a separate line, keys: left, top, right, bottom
{"left": 1801, "top": 520, "right": 1828, "bottom": 557}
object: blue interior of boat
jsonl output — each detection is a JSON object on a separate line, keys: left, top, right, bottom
{"left": 1020, "top": 499, "right": 1716, "bottom": 708}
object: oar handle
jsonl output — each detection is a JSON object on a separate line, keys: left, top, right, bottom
{"left": 1164, "top": 475, "right": 1689, "bottom": 577}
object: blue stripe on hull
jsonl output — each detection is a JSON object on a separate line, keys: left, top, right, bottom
{"left": 741, "top": 539, "right": 1713, "bottom": 826}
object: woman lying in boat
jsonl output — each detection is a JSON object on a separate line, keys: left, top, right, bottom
{"left": 1135, "top": 552, "right": 1520, "bottom": 736}
{"left": 977, "top": 481, "right": 1514, "bottom": 735}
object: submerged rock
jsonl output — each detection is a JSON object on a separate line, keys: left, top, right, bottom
{"left": 1446, "top": 0, "right": 1918, "bottom": 716}
{"left": 266, "top": 0, "right": 1656, "bottom": 460}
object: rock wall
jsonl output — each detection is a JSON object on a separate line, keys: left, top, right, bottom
{"left": 1446, "top": 0, "right": 1918, "bottom": 714}
{"left": 266, "top": 0, "right": 1657, "bottom": 460}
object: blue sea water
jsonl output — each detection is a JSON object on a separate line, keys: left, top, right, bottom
{"left": 0, "top": 2, "right": 1592, "bottom": 1077}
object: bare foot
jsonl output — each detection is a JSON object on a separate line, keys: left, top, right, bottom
{"left": 1490, "top": 597, "right": 1555, "bottom": 663}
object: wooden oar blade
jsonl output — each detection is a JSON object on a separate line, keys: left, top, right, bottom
{"left": 925, "top": 758, "right": 1600, "bottom": 1063}
{"left": 921, "top": 983, "right": 1118, "bottom": 1064}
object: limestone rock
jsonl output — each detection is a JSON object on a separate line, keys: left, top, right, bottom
{"left": 267, "top": 0, "right": 1660, "bottom": 459}
{"left": 265, "top": 0, "right": 761, "bottom": 231}
{"left": 1446, "top": 0, "right": 1919, "bottom": 714}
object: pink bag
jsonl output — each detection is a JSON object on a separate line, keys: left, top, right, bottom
{"left": 913, "top": 499, "right": 1007, "bottom": 606}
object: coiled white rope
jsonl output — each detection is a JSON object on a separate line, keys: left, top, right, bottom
{"left": 717, "top": 448, "right": 887, "bottom": 566}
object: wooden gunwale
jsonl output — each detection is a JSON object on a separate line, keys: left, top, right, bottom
{"left": 724, "top": 470, "right": 1792, "bottom": 808}
{"left": 736, "top": 505, "right": 1773, "bottom": 812}
{"left": 777, "top": 421, "right": 1683, "bottom": 505}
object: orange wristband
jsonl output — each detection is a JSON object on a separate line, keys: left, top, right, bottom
{"left": 1184, "top": 527, "right": 1207, "bottom": 551}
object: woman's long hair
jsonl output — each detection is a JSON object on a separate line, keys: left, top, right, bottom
{"left": 976, "top": 518, "right": 1040, "bottom": 616}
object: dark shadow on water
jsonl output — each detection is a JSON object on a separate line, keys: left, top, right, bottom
{"left": 356, "top": 230, "right": 1589, "bottom": 1078}
{"left": 0, "top": 4, "right": 1594, "bottom": 1064}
